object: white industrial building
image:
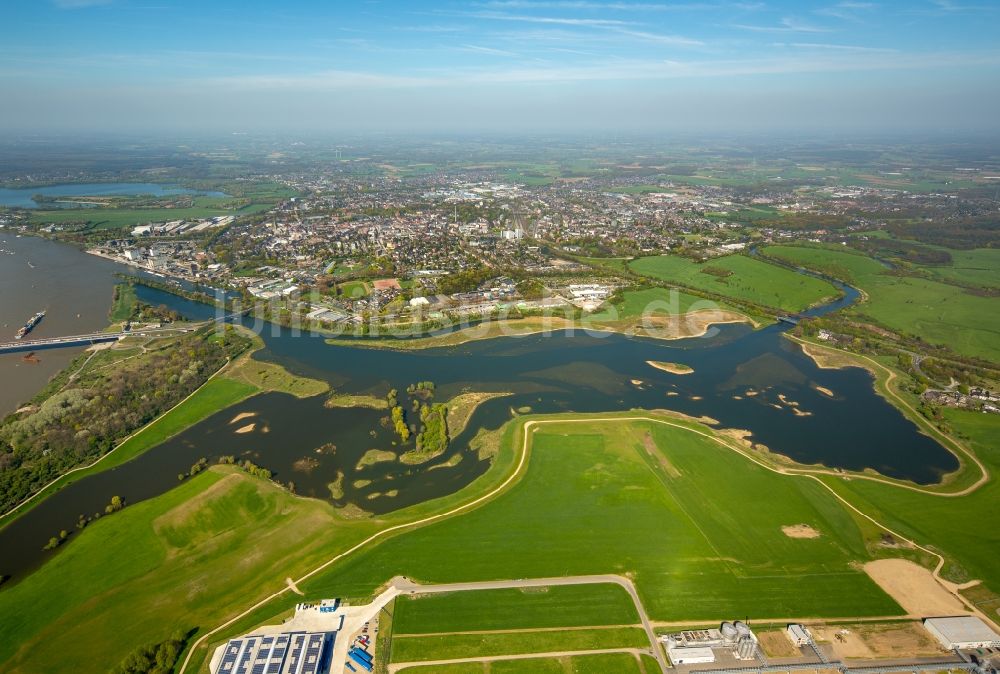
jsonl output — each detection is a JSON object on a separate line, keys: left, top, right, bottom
{"left": 923, "top": 616, "right": 1000, "bottom": 650}
{"left": 667, "top": 646, "right": 716, "bottom": 665}
{"left": 661, "top": 621, "right": 758, "bottom": 664}
{"left": 786, "top": 623, "right": 812, "bottom": 647}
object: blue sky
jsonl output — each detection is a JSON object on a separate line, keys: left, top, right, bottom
{"left": 3, "top": 0, "right": 999, "bottom": 135}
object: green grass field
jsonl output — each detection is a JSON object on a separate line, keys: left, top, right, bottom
{"left": 300, "top": 418, "right": 901, "bottom": 621}
{"left": 763, "top": 245, "right": 1000, "bottom": 362}
{"left": 629, "top": 254, "right": 837, "bottom": 313}
{"left": 390, "top": 628, "right": 648, "bottom": 663}
{"left": 918, "top": 247, "right": 1000, "bottom": 289}
{"left": 108, "top": 282, "right": 138, "bottom": 322}
{"left": 0, "top": 467, "right": 380, "bottom": 673}
{"left": 588, "top": 287, "right": 736, "bottom": 322}
{"left": 396, "top": 652, "right": 655, "bottom": 674}
{"left": 392, "top": 585, "right": 639, "bottom": 635}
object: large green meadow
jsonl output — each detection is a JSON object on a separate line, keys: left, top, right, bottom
{"left": 0, "top": 412, "right": 910, "bottom": 673}
{"left": 629, "top": 254, "right": 837, "bottom": 313}
{"left": 396, "top": 652, "right": 657, "bottom": 674}
{"left": 763, "top": 245, "right": 1000, "bottom": 362}
{"left": 392, "top": 585, "right": 639, "bottom": 635}
{"left": 300, "top": 418, "right": 900, "bottom": 620}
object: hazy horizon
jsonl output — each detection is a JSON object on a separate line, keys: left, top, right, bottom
{"left": 4, "top": 0, "right": 1000, "bottom": 136}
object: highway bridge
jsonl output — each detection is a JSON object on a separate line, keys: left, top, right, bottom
{"left": 0, "top": 325, "right": 202, "bottom": 355}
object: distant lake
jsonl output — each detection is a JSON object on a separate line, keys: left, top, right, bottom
{"left": 0, "top": 183, "right": 228, "bottom": 209}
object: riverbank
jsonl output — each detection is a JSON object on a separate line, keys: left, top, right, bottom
{"left": 0, "top": 327, "right": 329, "bottom": 534}
{"left": 324, "top": 309, "right": 753, "bottom": 351}
{"left": 786, "top": 334, "right": 989, "bottom": 495}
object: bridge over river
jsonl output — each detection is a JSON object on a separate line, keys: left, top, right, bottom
{"left": 0, "top": 325, "right": 206, "bottom": 354}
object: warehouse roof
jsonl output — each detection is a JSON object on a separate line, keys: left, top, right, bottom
{"left": 924, "top": 617, "right": 1000, "bottom": 644}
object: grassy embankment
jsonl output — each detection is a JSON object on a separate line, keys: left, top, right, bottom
{"left": 1, "top": 405, "right": 946, "bottom": 674}
{"left": 763, "top": 244, "right": 1000, "bottom": 363}
{"left": 628, "top": 253, "right": 839, "bottom": 314}
{"left": 0, "top": 335, "right": 327, "bottom": 531}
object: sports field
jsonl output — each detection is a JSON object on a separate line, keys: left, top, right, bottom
{"left": 628, "top": 253, "right": 837, "bottom": 313}
{"left": 763, "top": 245, "right": 1000, "bottom": 362}
{"left": 300, "top": 418, "right": 901, "bottom": 620}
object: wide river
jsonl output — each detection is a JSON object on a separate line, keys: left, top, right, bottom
{"left": 0, "top": 182, "right": 227, "bottom": 209}
{"left": 0, "top": 237, "right": 959, "bottom": 584}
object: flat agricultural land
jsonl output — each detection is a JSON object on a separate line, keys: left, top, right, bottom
{"left": 918, "top": 247, "right": 1000, "bottom": 290}
{"left": 763, "top": 244, "right": 1000, "bottom": 362}
{"left": 301, "top": 417, "right": 902, "bottom": 621}
{"left": 628, "top": 253, "right": 838, "bottom": 313}
{"left": 395, "top": 652, "right": 657, "bottom": 673}
{"left": 390, "top": 627, "right": 648, "bottom": 663}
{"left": 392, "top": 584, "right": 639, "bottom": 635}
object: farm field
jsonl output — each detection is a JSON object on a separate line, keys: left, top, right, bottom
{"left": 763, "top": 245, "right": 1000, "bottom": 362}
{"left": 392, "top": 584, "right": 639, "bottom": 634}
{"left": 300, "top": 417, "right": 902, "bottom": 621}
{"left": 390, "top": 627, "right": 648, "bottom": 663}
{"left": 917, "top": 247, "right": 1000, "bottom": 289}
{"left": 628, "top": 253, "right": 838, "bottom": 313}
{"left": 395, "top": 652, "right": 655, "bottom": 674}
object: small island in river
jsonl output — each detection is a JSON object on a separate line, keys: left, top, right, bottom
{"left": 647, "top": 360, "right": 694, "bottom": 375}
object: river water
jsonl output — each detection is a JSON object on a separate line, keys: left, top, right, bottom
{"left": 0, "top": 234, "right": 132, "bottom": 416}
{"left": 0, "top": 183, "right": 227, "bottom": 209}
{"left": 0, "top": 239, "right": 959, "bottom": 585}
